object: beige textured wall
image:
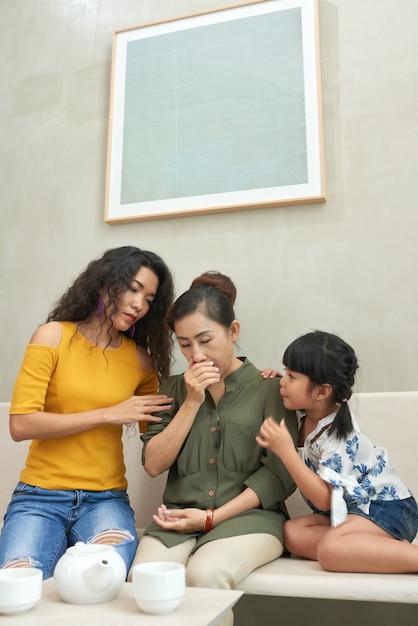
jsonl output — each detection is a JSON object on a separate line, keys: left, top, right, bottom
{"left": 1, "top": 0, "right": 417, "bottom": 400}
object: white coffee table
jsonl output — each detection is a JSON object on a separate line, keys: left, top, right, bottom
{"left": 6, "top": 578, "right": 243, "bottom": 626}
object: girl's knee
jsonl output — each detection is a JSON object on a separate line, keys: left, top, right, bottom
{"left": 316, "top": 536, "right": 340, "bottom": 571}
{"left": 283, "top": 519, "right": 300, "bottom": 553}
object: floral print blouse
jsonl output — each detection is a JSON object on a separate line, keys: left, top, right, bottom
{"left": 297, "top": 411, "right": 412, "bottom": 526}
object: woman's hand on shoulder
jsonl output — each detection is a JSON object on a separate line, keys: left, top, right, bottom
{"left": 152, "top": 504, "right": 206, "bottom": 534}
{"left": 260, "top": 368, "right": 282, "bottom": 379}
{"left": 106, "top": 394, "right": 173, "bottom": 426}
{"left": 29, "top": 321, "right": 62, "bottom": 347}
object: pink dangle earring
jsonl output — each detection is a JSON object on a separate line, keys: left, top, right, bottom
{"left": 95, "top": 299, "right": 105, "bottom": 317}
{"left": 129, "top": 324, "right": 136, "bottom": 339}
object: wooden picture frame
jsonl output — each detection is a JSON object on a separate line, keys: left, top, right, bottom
{"left": 105, "top": 0, "right": 325, "bottom": 223}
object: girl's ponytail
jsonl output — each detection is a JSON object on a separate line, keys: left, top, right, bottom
{"left": 329, "top": 395, "right": 353, "bottom": 440}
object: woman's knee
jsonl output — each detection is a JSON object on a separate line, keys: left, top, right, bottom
{"left": 186, "top": 557, "right": 231, "bottom": 589}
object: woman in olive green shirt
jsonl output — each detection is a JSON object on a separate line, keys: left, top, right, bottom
{"left": 132, "top": 277, "right": 297, "bottom": 624}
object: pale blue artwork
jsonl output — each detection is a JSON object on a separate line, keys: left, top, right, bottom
{"left": 121, "top": 8, "right": 307, "bottom": 205}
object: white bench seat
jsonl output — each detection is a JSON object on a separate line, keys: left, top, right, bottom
{"left": 236, "top": 556, "right": 418, "bottom": 603}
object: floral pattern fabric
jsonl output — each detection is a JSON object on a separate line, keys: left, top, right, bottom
{"left": 297, "top": 411, "right": 412, "bottom": 526}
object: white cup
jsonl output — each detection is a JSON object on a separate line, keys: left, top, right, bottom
{"left": 132, "top": 561, "right": 185, "bottom": 615}
{"left": 0, "top": 568, "right": 43, "bottom": 615}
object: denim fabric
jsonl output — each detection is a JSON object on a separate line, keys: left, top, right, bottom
{"left": 346, "top": 496, "right": 418, "bottom": 542}
{"left": 306, "top": 496, "right": 418, "bottom": 543}
{"left": 0, "top": 483, "right": 139, "bottom": 579}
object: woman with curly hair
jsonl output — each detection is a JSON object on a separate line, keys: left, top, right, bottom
{"left": 0, "top": 246, "right": 174, "bottom": 579}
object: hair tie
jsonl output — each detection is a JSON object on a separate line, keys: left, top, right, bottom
{"left": 341, "top": 398, "right": 348, "bottom": 403}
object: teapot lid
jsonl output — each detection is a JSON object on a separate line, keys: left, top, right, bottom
{"left": 67, "top": 542, "right": 116, "bottom": 556}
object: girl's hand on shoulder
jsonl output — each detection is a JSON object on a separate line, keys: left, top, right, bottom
{"left": 152, "top": 504, "right": 206, "bottom": 534}
{"left": 260, "top": 368, "right": 282, "bottom": 379}
{"left": 184, "top": 360, "right": 221, "bottom": 404}
{"left": 256, "top": 416, "right": 293, "bottom": 457}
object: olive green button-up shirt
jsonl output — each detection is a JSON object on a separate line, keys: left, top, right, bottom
{"left": 141, "top": 358, "right": 297, "bottom": 549}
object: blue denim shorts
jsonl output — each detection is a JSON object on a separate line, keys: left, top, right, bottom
{"left": 346, "top": 496, "right": 418, "bottom": 542}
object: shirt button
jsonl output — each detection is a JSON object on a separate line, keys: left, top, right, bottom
{"left": 211, "top": 426, "right": 216, "bottom": 433}
{"left": 208, "top": 490, "right": 215, "bottom": 497}
{"left": 209, "top": 458, "right": 214, "bottom": 464}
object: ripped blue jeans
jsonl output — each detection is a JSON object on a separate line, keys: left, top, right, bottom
{"left": 0, "top": 483, "right": 139, "bottom": 579}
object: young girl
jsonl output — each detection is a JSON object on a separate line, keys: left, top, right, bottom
{"left": 256, "top": 330, "right": 418, "bottom": 573}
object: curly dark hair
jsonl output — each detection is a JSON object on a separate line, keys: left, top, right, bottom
{"left": 47, "top": 246, "right": 174, "bottom": 384}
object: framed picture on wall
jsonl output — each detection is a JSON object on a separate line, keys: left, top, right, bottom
{"left": 105, "top": 0, "right": 325, "bottom": 223}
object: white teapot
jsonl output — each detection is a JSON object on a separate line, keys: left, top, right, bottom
{"left": 54, "top": 542, "right": 127, "bottom": 604}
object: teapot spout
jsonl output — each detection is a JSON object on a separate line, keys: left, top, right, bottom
{"left": 83, "top": 560, "right": 114, "bottom": 593}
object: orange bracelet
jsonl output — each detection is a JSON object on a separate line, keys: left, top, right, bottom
{"left": 203, "top": 508, "right": 214, "bottom": 533}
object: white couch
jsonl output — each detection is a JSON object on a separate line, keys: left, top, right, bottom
{"left": 1, "top": 392, "right": 418, "bottom": 605}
